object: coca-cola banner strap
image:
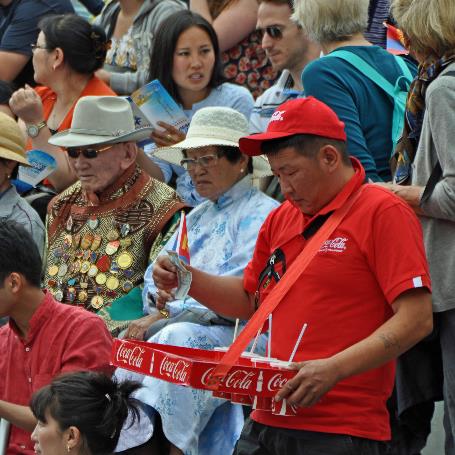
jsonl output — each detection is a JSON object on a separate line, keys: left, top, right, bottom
{"left": 208, "top": 186, "right": 365, "bottom": 387}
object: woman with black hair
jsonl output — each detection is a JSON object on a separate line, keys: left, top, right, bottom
{"left": 9, "top": 14, "right": 116, "bottom": 195}
{"left": 30, "top": 371, "right": 140, "bottom": 455}
{"left": 139, "top": 10, "right": 254, "bottom": 206}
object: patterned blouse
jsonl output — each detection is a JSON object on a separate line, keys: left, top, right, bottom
{"left": 105, "top": 26, "right": 137, "bottom": 72}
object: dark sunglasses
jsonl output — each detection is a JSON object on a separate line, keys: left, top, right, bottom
{"left": 66, "top": 144, "right": 114, "bottom": 159}
{"left": 256, "top": 25, "right": 284, "bottom": 40}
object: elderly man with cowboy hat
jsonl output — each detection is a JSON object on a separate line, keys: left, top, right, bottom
{"left": 0, "top": 112, "right": 44, "bottom": 256}
{"left": 43, "top": 95, "right": 185, "bottom": 334}
{"left": 114, "top": 106, "right": 279, "bottom": 455}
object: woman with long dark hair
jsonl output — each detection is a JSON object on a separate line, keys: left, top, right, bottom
{"left": 139, "top": 10, "right": 254, "bottom": 206}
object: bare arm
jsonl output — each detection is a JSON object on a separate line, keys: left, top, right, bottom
{"left": 136, "top": 148, "right": 165, "bottom": 181}
{"left": 0, "top": 51, "right": 29, "bottom": 81}
{"left": 20, "top": 121, "right": 77, "bottom": 191}
{"left": 0, "top": 401, "right": 36, "bottom": 433}
{"left": 152, "top": 255, "right": 255, "bottom": 319}
{"left": 376, "top": 183, "right": 425, "bottom": 215}
{"left": 190, "top": 0, "right": 258, "bottom": 52}
{"left": 10, "top": 87, "right": 77, "bottom": 192}
{"left": 277, "top": 288, "right": 433, "bottom": 406}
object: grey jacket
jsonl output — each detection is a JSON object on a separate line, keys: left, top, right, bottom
{"left": 96, "top": 0, "right": 186, "bottom": 95}
{"left": 412, "top": 63, "right": 455, "bottom": 312}
{"left": 0, "top": 185, "right": 45, "bottom": 258}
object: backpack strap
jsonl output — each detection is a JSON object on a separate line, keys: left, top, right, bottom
{"left": 327, "top": 50, "right": 413, "bottom": 97}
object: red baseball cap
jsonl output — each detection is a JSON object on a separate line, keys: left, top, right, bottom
{"left": 239, "top": 97, "right": 347, "bottom": 156}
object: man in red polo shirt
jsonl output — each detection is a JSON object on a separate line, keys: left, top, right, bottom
{"left": 152, "top": 97, "right": 433, "bottom": 454}
{"left": 0, "top": 220, "right": 113, "bottom": 454}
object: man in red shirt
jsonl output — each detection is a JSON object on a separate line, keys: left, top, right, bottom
{"left": 152, "top": 97, "right": 433, "bottom": 454}
{"left": 0, "top": 220, "right": 113, "bottom": 455}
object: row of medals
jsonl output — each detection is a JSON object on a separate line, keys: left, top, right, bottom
{"left": 47, "top": 215, "right": 135, "bottom": 310}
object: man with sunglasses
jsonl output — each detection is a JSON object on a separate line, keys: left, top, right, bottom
{"left": 249, "top": 0, "right": 320, "bottom": 134}
{"left": 43, "top": 95, "right": 185, "bottom": 335}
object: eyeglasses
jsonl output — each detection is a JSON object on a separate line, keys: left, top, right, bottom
{"left": 180, "top": 154, "right": 219, "bottom": 170}
{"left": 256, "top": 25, "right": 284, "bottom": 40}
{"left": 66, "top": 144, "right": 114, "bottom": 159}
{"left": 30, "top": 44, "right": 52, "bottom": 52}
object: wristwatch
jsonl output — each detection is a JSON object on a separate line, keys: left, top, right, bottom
{"left": 26, "top": 121, "right": 47, "bottom": 138}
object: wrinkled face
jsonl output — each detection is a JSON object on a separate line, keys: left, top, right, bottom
{"left": 268, "top": 146, "right": 330, "bottom": 215}
{"left": 185, "top": 146, "right": 246, "bottom": 201}
{"left": 32, "top": 32, "right": 54, "bottom": 85}
{"left": 31, "top": 411, "right": 67, "bottom": 455}
{"left": 257, "top": 2, "right": 310, "bottom": 73}
{"left": 172, "top": 26, "right": 216, "bottom": 101}
{"left": 68, "top": 143, "right": 134, "bottom": 194}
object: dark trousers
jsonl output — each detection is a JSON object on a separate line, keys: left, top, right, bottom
{"left": 440, "top": 308, "right": 455, "bottom": 454}
{"left": 234, "top": 419, "right": 387, "bottom": 455}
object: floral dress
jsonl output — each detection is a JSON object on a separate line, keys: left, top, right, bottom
{"left": 222, "top": 30, "right": 277, "bottom": 99}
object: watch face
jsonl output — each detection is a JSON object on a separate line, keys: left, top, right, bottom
{"left": 27, "top": 124, "right": 39, "bottom": 138}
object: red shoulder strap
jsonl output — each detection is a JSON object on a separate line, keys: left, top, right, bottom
{"left": 208, "top": 186, "right": 365, "bottom": 386}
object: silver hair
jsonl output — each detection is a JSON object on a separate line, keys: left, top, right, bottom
{"left": 292, "top": 0, "right": 369, "bottom": 44}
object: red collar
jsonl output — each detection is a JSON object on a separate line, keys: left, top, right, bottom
{"left": 302, "top": 157, "right": 365, "bottom": 227}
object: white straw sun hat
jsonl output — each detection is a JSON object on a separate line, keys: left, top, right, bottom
{"left": 153, "top": 106, "right": 271, "bottom": 178}
{"left": 49, "top": 96, "right": 153, "bottom": 148}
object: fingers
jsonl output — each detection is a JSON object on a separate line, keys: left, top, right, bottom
{"left": 151, "top": 122, "right": 184, "bottom": 146}
{"left": 156, "top": 289, "right": 174, "bottom": 310}
{"left": 125, "top": 323, "right": 146, "bottom": 341}
{"left": 274, "top": 361, "right": 330, "bottom": 408}
{"left": 152, "top": 256, "right": 178, "bottom": 290}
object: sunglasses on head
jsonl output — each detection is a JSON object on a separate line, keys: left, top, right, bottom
{"left": 66, "top": 144, "right": 114, "bottom": 159}
{"left": 256, "top": 25, "right": 284, "bottom": 40}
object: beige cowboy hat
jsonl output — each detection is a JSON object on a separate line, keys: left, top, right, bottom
{"left": 0, "top": 112, "right": 29, "bottom": 166}
{"left": 153, "top": 106, "right": 272, "bottom": 178}
{"left": 49, "top": 96, "right": 153, "bottom": 148}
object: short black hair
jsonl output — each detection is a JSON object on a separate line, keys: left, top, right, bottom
{"left": 39, "top": 14, "right": 108, "bottom": 74}
{"left": 0, "top": 158, "right": 18, "bottom": 180}
{"left": 30, "top": 371, "right": 142, "bottom": 455}
{"left": 218, "top": 145, "right": 253, "bottom": 174}
{"left": 0, "top": 221, "right": 41, "bottom": 288}
{"left": 261, "top": 134, "right": 350, "bottom": 165}
{"left": 149, "top": 10, "right": 226, "bottom": 106}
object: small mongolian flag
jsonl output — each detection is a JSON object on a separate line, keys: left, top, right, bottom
{"left": 384, "top": 22, "right": 408, "bottom": 55}
{"left": 174, "top": 211, "right": 190, "bottom": 264}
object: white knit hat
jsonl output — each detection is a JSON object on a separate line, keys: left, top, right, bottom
{"left": 153, "top": 106, "right": 271, "bottom": 178}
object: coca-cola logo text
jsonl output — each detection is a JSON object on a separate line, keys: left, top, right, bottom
{"left": 159, "top": 356, "right": 190, "bottom": 382}
{"left": 116, "top": 343, "right": 145, "bottom": 369}
{"left": 319, "top": 237, "right": 348, "bottom": 253}
{"left": 267, "top": 373, "right": 289, "bottom": 391}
